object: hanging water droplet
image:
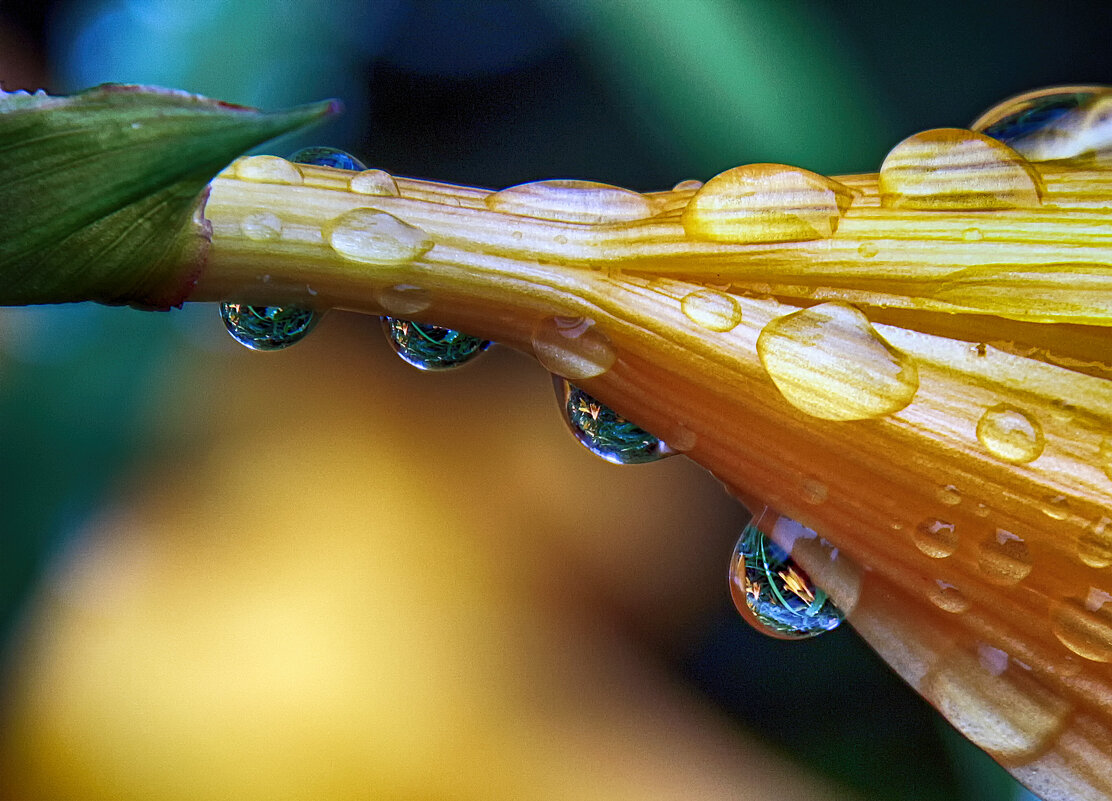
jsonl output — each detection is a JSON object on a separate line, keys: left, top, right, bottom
{"left": 729, "top": 521, "right": 844, "bottom": 640}
{"left": 220, "top": 303, "right": 322, "bottom": 351}
{"left": 976, "top": 404, "right": 1044, "bottom": 464}
{"left": 929, "top": 580, "right": 971, "bottom": 614}
{"left": 350, "top": 169, "right": 400, "bottom": 197}
{"left": 240, "top": 211, "right": 283, "bottom": 241}
{"left": 1051, "top": 591, "right": 1112, "bottom": 662}
{"left": 382, "top": 317, "right": 490, "bottom": 371}
{"left": 553, "top": 378, "right": 670, "bottom": 465}
{"left": 757, "top": 302, "right": 919, "bottom": 421}
{"left": 288, "top": 146, "right": 367, "bottom": 171}
{"left": 937, "top": 485, "right": 962, "bottom": 506}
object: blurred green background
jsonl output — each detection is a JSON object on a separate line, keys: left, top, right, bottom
{"left": 3, "top": 1, "right": 1112, "bottom": 799}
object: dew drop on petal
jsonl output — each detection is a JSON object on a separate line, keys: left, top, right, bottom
{"left": 913, "top": 518, "right": 959, "bottom": 559}
{"left": 326, "top": 208, "right": 434, "bottom": 265}
{"left": 531, "top": 316, "right": 616, "bottom": 380}
{"left": 937, "top": 485, "right": 962, "bottom": 506}
{"left": 382, "top": 318, "right": 490, "bottom": 371}
{"left": 680, "top": 289, "right": 743, "bottom": 332}
{"left": 1051, "top": 591, "right": 1112, "bottom": 662}
{"left": 288, "top": 146, "right": 367, "bottom": 171}
{"left": 240, "top": 211, "right": 283, "bottom": 241}
{"left": 220, "top": 303, "right": 321, "bottom": 351}
{"left": 1079, "top": 517, "right": 1112, "bottom": 569}
{"left": 976, "top": 404, "right": 1044, "bottom": 464}
{"left": 976, "top": 529, "right": 1033, "bottom": 585}
{"left": 757, "top": 302, "right": 919, "bottom": 421}
{"left": 234, "top": 155, "right": 303, "bottom": 185}
{"left": 554, "top": 378, "right": 670, "bottom": 464}
{"left": 729, "top": 521, "right": 844, "bottom": 640}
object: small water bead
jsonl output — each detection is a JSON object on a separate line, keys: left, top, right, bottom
{"left": 240, "top": 211, "right": 282, "bottom": 241}
{"left": 531, "top": 316, "right": 616, "bottom": 381}
{"left": 486, "top": 179, "right": 654, "bottom": 224}
{"left": 929, "top": 580, "right": 971, "bottom": 614}
{"left": 233, "top": 155, "right": 303, "bottom": 185}
{"left": 937, "top": 485, "right": 962, "bottom": 506}
{"left": 962, "top": 227, "right": 984, "bottom": 242}
{"left": 554, "top": 379, "right": 670, "bottom": 465}
{"left": 326, "top": 208, "right": 433, "bottom": 265}
{"left": 914, "top": 518, "right": 959, "bottom": 558}
{"left": 288, "top": 146, "right": 366, "bottom": 171}
{"left": 976, "top": 404, "right": 1044, "bottom": 464}
{"left": 382, "top": 318, "right": 490, "bottom": 371}
{"left": 376, "top": 284, "right": 431, "bottom": 316}
{"left": 757, "top": 302, "right": 919, "bottom": 421}
{"left": 1042, "top": 494, "right": 1070, "bottom": 521}
{"left": 350, "top": 169, "right": 400, "bottom": 197}
{"left": 857, "top": 241, "right": 878, "bottom": 258}
{"left": 680, "top": 289, "right": 743, "bottom": 332}
{"left": 977, "top": 529, "right": 1033, "bottom": 585}
{"left": 1078, "top": 517, "right": 1112, "bottom": 569}
{"left": 728, "top": 521, "right": 844, "bottom": 640}
{"left": 1051, "top": 591, "right": 1112, "bottom": 662}
{"left": 220, "top": 303, "right": 321, "bottom": 351}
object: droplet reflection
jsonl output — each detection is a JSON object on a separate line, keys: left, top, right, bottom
{"left": 220, "top": 303, "right": 321, "bottom": 351}
{"left": 382, "top": 318, "right": 490, "bottom": 371}
{"left": 554, "top": 378, "right": 670, "bottom": 464}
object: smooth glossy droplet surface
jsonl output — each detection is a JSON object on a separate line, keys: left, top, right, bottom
{"left": 240, "top": 211, "right": 282, "bottom": 241}
{"left": 555, "top": 378, "right": 669, "bottom": 465}
{"left": 233, "top": 155, "right": 303, "bottom": 185}
{"left": 326, "top": 208, "right": 433, "bottom": 265}
{"left": 801, "top": 478, "right": 828, "bottom": 505}
{"left": 382, "top": 318, "right": 490, "bottom": 371}
{"left": 680, "top": 289, "right": 744, "bottom": 332}
{"left": 857, "top": 241, "right": 878, "bottom": 258}
{"left": 1051, "top": 593, "right": 1112, "bottom": 662}
{"left": 729, "top": 521, "right": 844, "bottom": 640}
{"left": 913, "top": 518, "right": 958, "bottom": 558}
{"left": 220, "top": 303, "right": 321, "bottom": 351}
{"left": 976, "top": 90, "right": 1095, "bottom": 143}
{"left": 977, "top": 529, "right": 1033, "bottom": 585}
{"left": 937, "top": 485, "right": 962, "bottom": 506}
{"left": 1079, "top": 517, "right": 1112, "bottom": 569}
{"left": 350, "top": 169, "right": 400, "bottom": 196}
{"left": 972, "top": 85, "right": 1112, "bottom": 161}
{"left": 929, "top": 581, "right": 971, "bottom": 614}
{"left": 288, "top": 146, "right": 367, "bottom": 171}
{"left": 486, "top": 180, "right": 653, "bottom": 224}
{"left": 757, "top": 302, "right": 919, "bottom": 421}
{"left": 531, "top": 316, "right": 616, "bottom": 381}
{"left": 976, "top": 404, "right": 1045, "bottom": 464}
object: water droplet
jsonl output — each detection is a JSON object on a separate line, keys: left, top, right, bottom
{"left": 531, "top": 316, "right": 616, "bottom": 381}
{"left": 1051, "top": 592, "right": 1112, "bottom": 662}
{"left": 921, "top": 646, "right": 1069, "bottom": 761}
{"left": 757, "top": 302, "right": 919, "bottom": 421}
{"left": 240, "top": 211, "right": 282, "bottom": 241}
{"left": 977, "top": 529, "right": 1033, "bottom": 584}
{"left": 729, "top": 522, "right": 844, "bottom": 640}
{"left": 683, "top": 163, "right": 856, "bottom": 244}
{"left": 975, "top": 89, "right": 1095, "bottom": 143}
{"left": 879, "top": 128, "right": 1042, "bottom": 210}
{"left": 326, "top": 208, "right": 433, "bottom": 265}
{"left": 973, "top": 503, "right": 991, "bottom": 518}
{"left": 857, "top": 241, "right": 878, "bottom": 258}
{"left": 341, "top": 168, "right": 400, "bottom": 198}
{"left": 554, "top": 234, "right": 568, "bottom": 245}
{"left": 666, "top": 424, "right": 698, "bottom": 453}
{"left": 929, "top": 580, "right": 971, "bottom": 614}
{"left": 976, "top": 404, "right": 1044, "bottom": 464}
{"left": 962, "top": 227, "right": 984, "bottom": 241}
{"left": 937, "top": 485, "right": 962, "bottom": 506}
{"left": 288, "top": 146, "right": 366, "bottom": 171}
{"left": 233, "top": 155, "right": 303, "bottom": 185}
{"left": 680, "top": 289, "right": 743, "bottom": 332}
{"left": 376, "top": 284, "right": 431, "bottom": 316}
{"left": 913, "top": 518, "right": 958, "bottom": 558}
{"left": 972, "top": 86, "right": 1112, "bottom": 161}
{"left": 382, "top": 318, "right": 490, "bottom": 371}
{"left": 671, "top": 179, "right": 703, "bottom": 192}
{"left": 486, "top": 179, "right": 653, "bottom": 223}
{"left": 1042, "top": 494, "right": 1070, "bottom": 520}
{"left": 220, "top": 303, "right": 321, "bottom": 351}
{"left": 1079, "top": 517, "right": 1112, "bottom": 568}
{"left": 554, "top": 378, "right": 669, "bottom": 464}
{"left": 801, "top": 478, "right": 828, "bottom": 505}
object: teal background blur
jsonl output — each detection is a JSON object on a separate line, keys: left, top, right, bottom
{"left": 3, "top": 2, "right": 1112, "bottom": 799}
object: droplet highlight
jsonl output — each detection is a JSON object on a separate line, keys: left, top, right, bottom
{"left": 531, "top": 316, "right": 616, "bottom": 381}
{"left": 233, "top": 155, "right": 303, "bottom": 185}
{"left": 350, "top": 169, "right": 400, "bottom": 197}
{"left": 240, "top": 211, "right": 282, "bottom": 241}
{"left": 288, "top": 146, "right": 366, "bottom": 171}
{"left": 977, "top": 529, "right": 1033, "bottom": 585}
{"left": 326, "top": 208, "right": 434, "bottom": 265}
{"left": 729, "top": 521, "right": 844, "bottom": 640}
{"left": 937, "top": 485, "right": 962, "bottom": 506}
{"left": 220, "top": 303, "right": 321, "bottom": 351}
{"left": 680, "top": 289, "right": 743, "bottom": 332}
{"left": 382, "top": 318, "right": 490, "bottom": 371}
{"left": 929, "top": 580, "right": 971, "bottom": 614}
{"left": 976, "top": 404, "right": 1044, "bottom": 464}
{"left": 913, "top": 518, "right": 959, "bottom": 558}
{"left": 1051, "top": 592, "right": 1112, "bottom": 662}
{"left": 757, "top": 302, "right": 919, "bottom": 421}
{"left": 1079, "top": 517, "right": 1112, "bottom": 569}
{"left": 555, "top": 378, "right": 669, "bottom": 464}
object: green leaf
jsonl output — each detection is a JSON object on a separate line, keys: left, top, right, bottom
{"left": 0, "top": 84, "right": 338, "bottom": 309}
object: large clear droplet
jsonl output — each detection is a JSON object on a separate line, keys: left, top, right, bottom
{"left": 554, "top": 378, "right": 670, "bottom": 465}
{"left": 288, "top": 146, "right": 367, "bottom": 171}
{"left": 382, "top": 317, "right": 490, "bottom": 371}
{"left": 971, "top": 86, "right": 1112, "bottom": 161}
{"left": 729, "top": 520, "right": 844, "bottom": 640}
{"left": 220, "top": 303, "right": 321, "bottom": 351}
